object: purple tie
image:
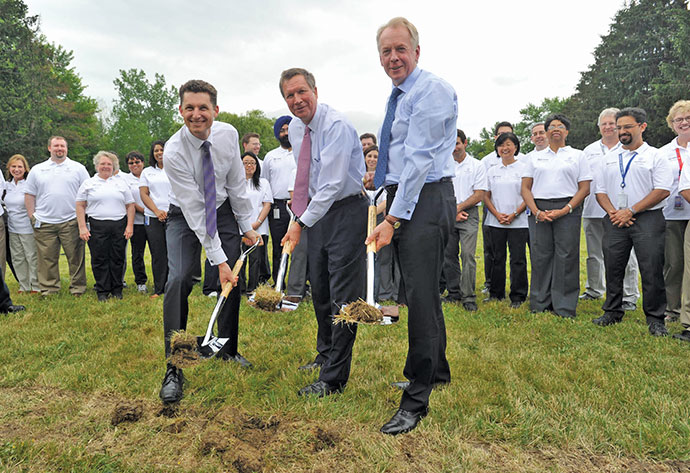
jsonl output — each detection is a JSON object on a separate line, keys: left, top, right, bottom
{"left": 292, "top": 126, "right": 311, "bottom": 217}
{"left": 201, "top": 141, "right": 217, "bottom": 238}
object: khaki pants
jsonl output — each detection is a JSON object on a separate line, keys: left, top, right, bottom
{"left": 32, "top": 218, "right": 86, "bottom": 295}
{"left": 9, "top": 232, "right": 39, "bottom": 292}
{"left": 680, "top": 223, "right": 690, "bottom": 327}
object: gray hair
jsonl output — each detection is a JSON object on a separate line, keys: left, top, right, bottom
{"left": 598, "top": 107, "right": 620, "bottom": 125}
{"left": 376, "top": 17, "right": 419, "bottom": 50}
{"left": 93, "top": 151, "right": 119, "bottom": 172}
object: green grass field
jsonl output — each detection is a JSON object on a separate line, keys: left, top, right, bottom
{"left": 0, "top": 234, "right": 689, "bottom": 473}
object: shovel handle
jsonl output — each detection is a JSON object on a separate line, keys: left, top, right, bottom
{"left": 282, "top": 240, "right": 293, "bottom": 256}
{"left": 217, "top": 257, "right": 245, "bottom": 298}
{"left": 367, "top": 205, "right": 377, "bottom": 253}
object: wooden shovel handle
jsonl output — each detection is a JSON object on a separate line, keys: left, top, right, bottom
{"left": 219, "top": 257, "right": 246, "bottom": 298}
{"left": 367, "top": 205, "right": 377, "bottom": 253}
{"left": 282, "top": 240, "right": 293, "bottom": 256}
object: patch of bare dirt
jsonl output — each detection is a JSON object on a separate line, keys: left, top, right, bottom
{"left": 111, "top": 400, "right": 144, "bottom": 425}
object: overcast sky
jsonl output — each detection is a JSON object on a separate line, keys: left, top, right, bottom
{"left": 26, "top": 0, "right": 626, "bottom": 140}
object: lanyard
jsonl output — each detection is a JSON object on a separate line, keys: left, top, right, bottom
{"left": 677, "top": 148, "right": 683, "bottom": 177}
{"left": 618, "top": 152, "right": 638, "bottom": 189}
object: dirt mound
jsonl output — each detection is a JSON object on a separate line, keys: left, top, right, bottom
{"left": 312, "top": 426, "right": 340, "bottom": 451}
{"left": 169, "top": 330, "right": 200, "bottom": 368}
{"left": 111, "top": 400, "right": 144, "bottom": 425}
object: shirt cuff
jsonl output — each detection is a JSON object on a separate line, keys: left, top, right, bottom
{"left": 206, "top": 247, "right": 228, "bottom": 266}
{"left": 389, "top": 196, "right": 416, "bottom": 221}
{"left": 299, "top": 210, "right": 316, "bottom": 228}
{"left": 237, "top": 218, "right": 253, "bottom": 234}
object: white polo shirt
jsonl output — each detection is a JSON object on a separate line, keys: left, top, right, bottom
{"left": 24, "top": 157, "right": 90, "bottom": 224}
{"left": 121, "top": 172, "right": 146, "bottom": 225}
{"left": 582, "top": 140, "right": 622, "bottom": 218}
{"left": 139, "top": 166, "right": 171, "bottom": 218}
{"left": 246, "top": 178, "right": 273, "bottom": 235}
{"left": 261, "top": 146, "right": 296, "bottom": 200}
{"left": 522, "top": 146, "right": 592, "bottom": 199}
{"left": 452, "top": 155, "right": 487, "bottom": 206}
{"left": 659, "top": 137, "right": 690, "bottom": 220}
{"left": 486, "top": 160, "right": 528, "bottom": 229}
{"left": 4, "top": 179, "right": 32, "bottom": 234}
{"left": 482, "top": 151, "right": 527, "bottom": 173}
{"left": 594, "top": 142, "right": 673, "bottom": 211}
{"left": 76, "top": 175, "right": 134, "bottom": 220}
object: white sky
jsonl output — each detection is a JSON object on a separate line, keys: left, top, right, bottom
{"left": 25, "top": 0, "right": 625, "bottom": 140}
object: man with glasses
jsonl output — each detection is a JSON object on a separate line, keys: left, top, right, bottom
{"left": 592, "top": 107, "right": 673, "bottom": 336}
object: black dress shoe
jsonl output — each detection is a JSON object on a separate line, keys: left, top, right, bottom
{"left": 220, "top": 352, "right": 253, "bottom": 368}
{"left": 673, "top": 329, "right": 690, "bottom": 342}
{"left": 159, "top": 364, "right": 184, "bottom": 403}
{"left": 298, "top": 361, "right": 322, "bottom": 371}
{"left": 380, "top": 407, "right": 428, "bottom": 435}
{"left": 297, "top": 380, "right": 343, "bottom": 397}
{"left": 648, "top": 321, "right": 668, "bottom": 337}
{"left": 462, "top": 301, "right": 478, "bottom": 311}
{"left": 592, "top": 312, "right": 623, "bottom": 326}
{"left": 0, "top": 304, "right": 26, "bottom": 313}
{"left": 509, "top": 300, "right": 524, "bottom": 309}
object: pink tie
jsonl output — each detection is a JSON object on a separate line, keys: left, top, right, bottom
{"left": 291, "top": 126, "right": 311, "bottom": 217}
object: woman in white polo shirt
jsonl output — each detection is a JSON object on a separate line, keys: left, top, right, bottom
{"left": 239, "top": 152, "right": 273, "bottom": 293}
{"left": 140, "top": 140, "right": 171, "bottom": 298}
{"left": 521, "top": 114, "right": 592, "bottom": 318}
{"left": 4, "top": 154, "right": 39, "bottom": 293}
{"left": 484, "top": 133, "right": 529, "bottom": 308}
{"left": 76, "top": 151, "right": 135, "bottom": 301}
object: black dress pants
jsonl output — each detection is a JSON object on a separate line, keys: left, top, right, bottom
{"left": 487, "top": 226, "right": 529, "bottom": 302}
{"left": 129, "top": 224, "right": 148, "bottom": 285}
{"left": 145, "top": 216, "right": 168, "bottom": 295}
{"left": 88, "top": 217, "right": 127, "bottom": 297}
{"left": 269, "top": 199, "right": 291, "bottom": 286}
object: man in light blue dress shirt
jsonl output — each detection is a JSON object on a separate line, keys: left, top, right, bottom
{"left": 366, "top": 17, "right": 457, "bottom": 435}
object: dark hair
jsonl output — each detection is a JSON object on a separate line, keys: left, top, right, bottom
{"left": 494, "top": 132, "right": 521, "bottom": 155}
{"left": 242, "top": 132, "right": 260, "bottom": 146}
{"left": 457, "top": 129, "right": 467, "bottom": 143}
{"left": 149, "top": 140, "right": 166, "bottom": 168}
{"left": 179, "top": 79, "right": 217, "bottom": 107}
{"left": 242, "top": 151, "right": 261, "bottom": 189}
{"left": 616, "top": 107, "right": 647, "bottom": 124}
{"left": 363, "top": 145, "right": 378, "bottom": 158}
{"left": 544, "top": 113, "right": 571, "bottom": 131}
{"left": 360, "top": 133, "right": 377, "bottom": 145}
{"left": 126, "top": 151, "right": 145, "bottom": 163}
{"left": 494, "top": 121, "right": 513, "bottom": 135}
{"left": 279, "top": 68, "right": 316, "bottom": 97}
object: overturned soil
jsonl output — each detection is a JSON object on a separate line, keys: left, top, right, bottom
{"left": 169, "top": 330, "right": 200, "bottom": 368}
{"left": 252, "top": 284, "right": 282, "bottom": 312}
{"left": 335, "top": 299, "right": 383, "bottom": 325}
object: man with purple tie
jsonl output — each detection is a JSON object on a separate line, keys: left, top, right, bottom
{"left": 158, "top": 80, "right": 261, "bottom": 404}
{"left": 279, "top": 68, "right": 367, "bottom": 398}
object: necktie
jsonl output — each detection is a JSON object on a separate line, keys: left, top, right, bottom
{"left": 374, "top": 87, "right": 402, "bottom": 189}
{"left": 292, "top": 126, "right": 311, "bottom": 217}
{"left": 201, "top": 141, "right": 217, "bottom": 238}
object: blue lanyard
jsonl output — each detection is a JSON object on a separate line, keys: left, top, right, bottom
{"left": 618, "top": 152, "right": 638, "bottom": 189}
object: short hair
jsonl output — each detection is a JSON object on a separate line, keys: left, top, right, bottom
{"left": 179, "top": 79, "right": 217, "bottom": 107}
{"left": 495, "top": 132, "right": 521, "bottom": 155}
{"left": 363, "top": 145, "right": 378, "bottom": 157}
{"left": 597, "top": 108, "right": 620, "bottom": 125}
{"left": 667, "top": 100, "right": 690, "bottom": 131}
{"left": 6, "top": 154, "right": 30, "bottom": 181}
{"left": 494, "top": 121, "right": 513, "bottom": 135}
{"left": 149, "top": 140, "right": 166, "bottom": 168}
{"left": 376, "top": 17, "right": 419, "bottom": 50}
{"left": 47, "top": 135, "right": 67, "bottom": 147}
{"left": 126, "top": 151, "right": 145, "bottom": 163}
{"left": 279, "top": 68, "right": 316, "bottom": 97}
{"left": 457, "top": 129, "right": 467, "bottom": 143}
{"left": 93, "top": 151, "right": 119, "bottom": 172}
{"left": 241, "top": 151, "right": 261, "bottom": 190}
{"left": 360, "top": 133, "right": 377, "bottom": 145}
{"left": 530, "top": 122, "right": 545, "bottom": 132}
{"left": 544, "top": 114, "right": 571, "bottom": 131}
{"left": 616, "top": 107, "right": 647, "bottom": 125}
{"left": 242, "top": 132, "right": 260, "bottom": 146}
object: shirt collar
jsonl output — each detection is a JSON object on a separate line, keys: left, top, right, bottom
{"left": 184, "top": 123, "right": 214, "bottom": 150}
{"left": 395, "top": 67, "right": 421, "bottom": 95}
{"left": 306, "top": 103, "right": 326, "bottom": 134}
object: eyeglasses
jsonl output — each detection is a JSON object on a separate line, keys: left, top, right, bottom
{"left": 547, "top": 125, "right": 566, "bottom": 130}
{"left": 616, "top": 124, "right": 640, "bottom": 131}
{"left": 127, "top": 160, "right": 142, "bottom": 165}
{"left": 243, "top": 161, "right": 256, "bottom": 166}
{"left": 672, "top": 116, "right": 690, "bottom": 125}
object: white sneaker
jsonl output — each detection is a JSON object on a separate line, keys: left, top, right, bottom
{"left": 137, "top": 284, "right": 147, "bottom": 293}
{"left": 207, "top": 291, "right": 218, "bottom": 298}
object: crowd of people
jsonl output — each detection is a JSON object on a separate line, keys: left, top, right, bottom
{"left": 2, "top": 16, "right": 688, "bottom": 437}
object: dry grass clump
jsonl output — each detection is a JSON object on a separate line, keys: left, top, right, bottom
{"left": 334, "top": 299, "right": 383, "bottom": 325}
{"left": 253, "top": 284, "right": 282, "bottom": 311}
{"left": 169, "top": 330, "right": 200, "bottom": 368}
{"left": 111, "top": 400, "right": 144, "bottom": 425}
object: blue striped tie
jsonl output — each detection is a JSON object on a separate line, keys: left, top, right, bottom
{"left": 201, "top": 141, "right": 217, "bottom": 238}
{"left": 374, "top": 87, "right": 402, "bottom": 189}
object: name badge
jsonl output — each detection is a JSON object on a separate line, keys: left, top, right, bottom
{"left": 273, "top": 208, "right": 280, "bottom": 219}
{"left": 145, "top": 215, "right": 150, "bottom": 225}
{"left": 675, "top": 195, "right": 684, "bottom": 210}
{"left": 617, "top": 192, "right": 628, "bottom": 209}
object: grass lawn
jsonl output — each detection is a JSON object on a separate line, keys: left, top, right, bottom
{"left": 0, "top": 233, "right": 689, "bottom": 473}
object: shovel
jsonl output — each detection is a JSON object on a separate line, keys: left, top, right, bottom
{"left": 197, "top": 238, "right": 261, "bottom": 358}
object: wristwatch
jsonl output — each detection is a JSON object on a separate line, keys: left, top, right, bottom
{"left": 295, "top": 217, "right": 307, "bottom": 229}
{"left": 385, "top": 215, "right": 401, "bottom": 230}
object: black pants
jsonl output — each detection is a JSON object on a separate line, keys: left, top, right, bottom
{"left": 202, "top": 259, "right": 220, "bottom": 295}
{"left": 308, "top": 194, "right": 367, "bottom": 387}
{"left": 269, "top": 199, "right": 291, "bottom": 286}
{"left": 389, "top": 180, "right": 454, "bottom": 413}
{"left": 163, "top": 200, "right": 241, "bottom": 357}
{"left": 145, "top": 216, "right": 168, "bottom": 295}
{"left": 88, "top": 217, "right": 127, "bottom": 297}
{"left": 240, "top": 234, "right": 269, "bottom": 293}
{"left": 129, "top": 224, "right": 148, "bottom": 285}
{"left": 487, "top": 226, "right": 529, "bottom": 302}
{"left": 0, "top": 257, "right": 14, "bottom": 310}
{"left": 602, "top": 209, "right": 666, "bottom": 324}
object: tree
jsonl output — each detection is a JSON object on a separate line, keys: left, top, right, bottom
{"left": 0, "top": 0, "right": 100, "bottom": 166}
{"left": 216, "top": 110, "right": 279, "bottom": 159}
{"left": 562, "top": 0, "right": 690, "bottom": 148}
{"left": 103, "top": 69, "right": 181, "bottom": 162}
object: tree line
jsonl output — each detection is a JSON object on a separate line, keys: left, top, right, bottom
{"left": 2, "top": 0, "right": 688, "bottom": 170}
